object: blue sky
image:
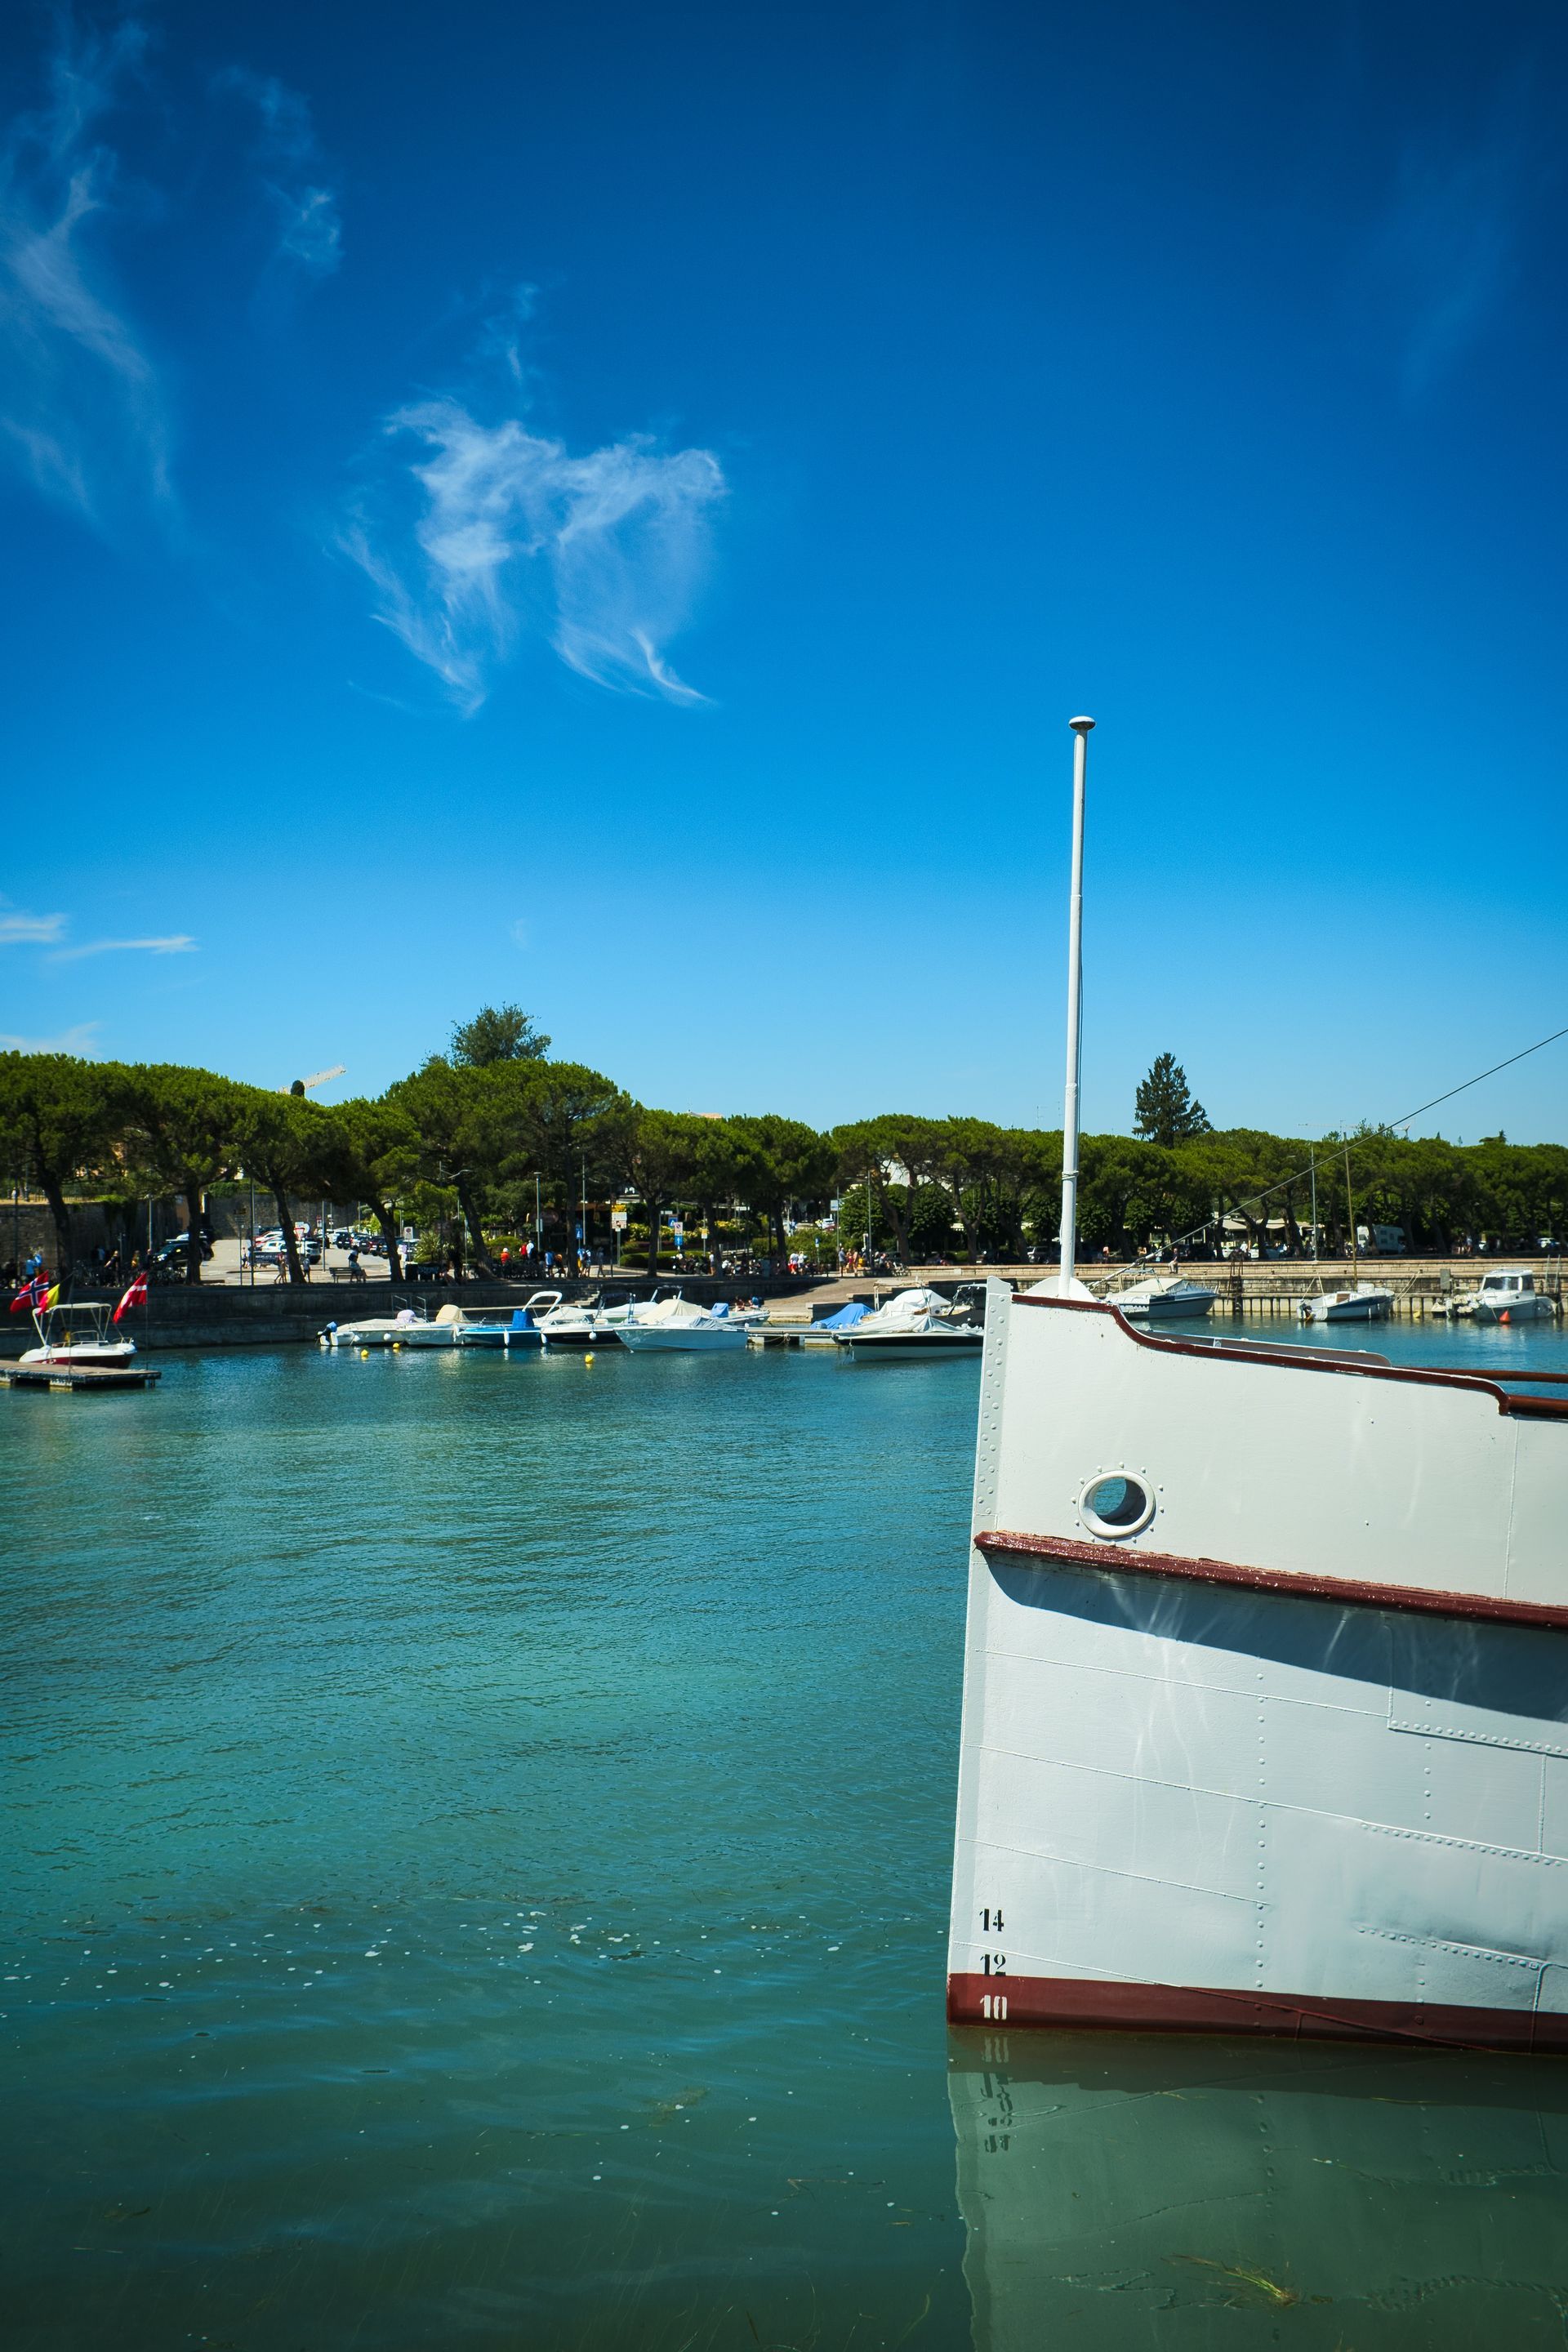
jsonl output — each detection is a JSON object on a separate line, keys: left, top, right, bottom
{"left": 2, "top": 0, "right": 1566, "bottom": 1141}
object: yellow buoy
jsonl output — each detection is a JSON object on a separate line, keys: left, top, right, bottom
{"left": 584, "top": 1352, "right": 595, "bottom": 1365}
{"left": 360, "top": 1348, "right": 369, "bottom": 1360}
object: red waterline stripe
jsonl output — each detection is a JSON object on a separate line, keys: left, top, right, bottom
{"left": 973, "top": 1528, "right": 1568, "bottom": 1633}
{"left": 947, "top": 1971, "right": 1568, "bottom": 2053}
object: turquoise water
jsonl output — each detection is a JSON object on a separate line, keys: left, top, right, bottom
{"left": 5, "top": 1321, "right": 1567, "bottom": 2350}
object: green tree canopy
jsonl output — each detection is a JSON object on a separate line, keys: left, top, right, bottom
{"left": 1134, "top": 1054, "right": 1210, "bottom": 1149}
{"left": 450, "top": 1004, "right": 550, "bottom": 1067}
{"left": 0, "top": 1051, "right": 128, "bottom": 1272}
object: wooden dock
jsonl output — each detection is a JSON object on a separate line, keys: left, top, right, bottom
{"left": 0, "top": 1362, "right": 162, "bottom": 1392}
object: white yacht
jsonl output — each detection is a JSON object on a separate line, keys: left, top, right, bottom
{"left": 835, "top": 1285, "right": 984, "bottom": 1358}
{"left": 20, "top": 1301, "right": 137, "bottom": 1369}
{"left": 1108, "top": 1273, "right": 1217, "bottom": 1321}
{"left": 1298, "top": 1283, "right": 1395, "bottom": 1324}
{"left": 1470, "top": 1268, "right": 1557, "bottom": 1324}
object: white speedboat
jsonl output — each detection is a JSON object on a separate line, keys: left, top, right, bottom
{"left": 20, "top": 1301, "right": 137, "bottom": 1369}
{"left": 453, "top": 1307, "right": 546, "bottom": 1349}
{"left": 617, "top": 1299, "right": 751, "bottom": 1352}
{"left": 1470, "top": 1268, "right": 1557, "bottom": 1324}
{"left": 323, "top": 1303, "right": 466, "bottom": 1349}
{"left": 1109, "top": 1274, "right": 1217, "bottom": 1321}
{"left": 1298, "top": 1283, "right": 1394, "bottom": 1324}
{"left": 596, "top": 1288, "right": 684, "bottom": 1330}
{"left": 835, "top": 1285, "right": 984, "bottom": 1358}
{"left": 530, "top": 1294, "right": 612, "bottom": 1348}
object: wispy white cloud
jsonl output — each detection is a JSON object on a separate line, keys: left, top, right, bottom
{"left": 0, "top": 1021, "right": 100, "bottom": 1054}
{"left": 0, "top": 20, "right": 170, "bottom": 525}
{"left": 345, "top": 397, "right": 726, "bottom": 713}
{"left": 1370, "top": 91, "right": 1541, "bottom": 395}
{"left": 0, "top": 908, "right": 66, "bottom": 944}
{"left": 51, "top": 933, "right": 197, "bottom": 962}
{"left": 216, "top": 68, "right": 341, "bottom": 282}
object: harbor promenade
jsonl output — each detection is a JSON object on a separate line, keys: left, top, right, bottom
{"left": 771, "top": 1256, "right": 1565, "bottom": 1323}
{"left": 4, "top": 1253, "right": 1560, "bottom": 1353}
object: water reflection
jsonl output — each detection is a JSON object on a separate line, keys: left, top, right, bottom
{"left": 950, "top": 2028, "right": 1568, "bottom": 2347}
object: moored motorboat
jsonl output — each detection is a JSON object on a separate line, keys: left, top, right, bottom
{"left": 20, "top": 1301, "right": 137, "bottom": 1370}
{"left": 1470, "top": 1268, "right": 1557, "bottom": 1324}
{"left": 617, "top": 1299, "right": 751, "bottom": 1352}
{"left": 323, "top": 1303, "right": 465, "bottom": 1348}
{"left": 1298, "top": 1283, "right": 1394, "bottom": 1323}
{"left": 532, "top": 1294, "right": 615, "bottom": 1348}
{"left": 1107, "top": 1273, "right": 1217, "bottom": 1321}
{"left": 800, "top": 1301, "right": 870, "bottom": 1348}
{"left": 835, "top": 1285, "right": 984, "bottom": 1358}
{"left": 453, "top": 1307, "right": 546, "bottom": 1348}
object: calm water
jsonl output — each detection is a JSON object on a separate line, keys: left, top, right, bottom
{"left": 5, "top": 1318, "right": 1567, "bottom": 2350}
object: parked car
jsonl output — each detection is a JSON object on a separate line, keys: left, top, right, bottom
{"left": 152, "top": 1232, "right": 215, "bottom": 1273}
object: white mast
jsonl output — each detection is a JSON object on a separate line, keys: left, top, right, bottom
{"left": 1057, "top": 717, "right": 1094, "bottom": 1297}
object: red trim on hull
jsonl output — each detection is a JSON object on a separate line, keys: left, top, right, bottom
{"left": 973, "top": 1527, "right": 1568, "bottom": 1632}
{"left": 947, "top": 1971, "right": 1568, "bottom": 2053}
{"left": 1010, "top": 1290, "right": 1568, "bottom": 1420}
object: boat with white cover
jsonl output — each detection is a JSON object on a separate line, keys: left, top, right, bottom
{"left": 1298, "top": 1281, "right": 1395, "bottom": 1323}
{"left": 323, "top": 1303, "right": 466, "bottom": 1349}
{"left": 617, "top": 1298, "right": 751, "bottom": 1352}
{"left": 1470, "top": 1268, "right": 1557, "bottom": 1324}
{"left": 947, "top": 715, "right": 1568, "bottom": 2051}
{"left": 835, "top": 1285, "right": 983, "bottom": 1358}
{"left": 20, "top": 1301, "right": 136, "bottom": 1369}
{"left": 1107, "top": 1273, "right": 1216, "bottom": 1321}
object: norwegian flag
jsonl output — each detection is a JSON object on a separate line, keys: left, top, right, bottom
{"left": 9, "top": 1274, "right": 46, "bottom": 1316}
{"left": 113, "top": 1273, "right": 149, "bottom": 1325}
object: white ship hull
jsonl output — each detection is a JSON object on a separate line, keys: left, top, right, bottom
{"left": 947, "top": 1285, "right": 1568, "bottom": 2051}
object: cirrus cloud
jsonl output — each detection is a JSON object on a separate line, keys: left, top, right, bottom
{"left": 0, "top": 18, "right": 170, "bottom": 528}
{"left": 50, "top": 933, "right": 197, "bottom": 962}
{"left": 344, "top": 398, "right": 727, "bottom": 715}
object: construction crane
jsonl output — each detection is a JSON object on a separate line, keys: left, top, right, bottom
{"left": 280, "top": 1065, "right": 346, "bottom": 1097}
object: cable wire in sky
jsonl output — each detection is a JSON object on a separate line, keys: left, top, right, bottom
{"left": 1167, "top": 1019, "right": 1568, "bottom": 1250}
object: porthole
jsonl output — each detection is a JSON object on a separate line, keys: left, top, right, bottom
{"left": 1079, "top": 1472, "right": 1155, "bottom": 1540}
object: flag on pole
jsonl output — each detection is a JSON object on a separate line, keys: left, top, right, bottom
{"left": 113, "top": 1273, "right": 149, "bottom": 1325}
{"left": 9, "top": 1274, "right": 45, "bottom": 1315}
{"left": 41, "top": 1281, "right": 61, "bottom": 1311}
